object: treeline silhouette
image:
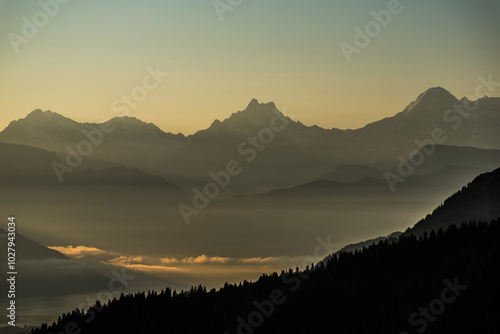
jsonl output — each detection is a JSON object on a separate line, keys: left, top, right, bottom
{"left": 31, "top": 219, "right": 500, "bottom": 333}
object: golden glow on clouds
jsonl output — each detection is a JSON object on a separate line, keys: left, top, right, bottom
{"left": 181, "top": 255, "right": 231, "bottom": 264}
{"left": 49, "top": 245, "right": 282, "bottom": 274}
{"left": 105, "top": 256, "right": 182, "bottom": 272}
{"left": 48, "top": 245, "right": 108, "bottom": 259}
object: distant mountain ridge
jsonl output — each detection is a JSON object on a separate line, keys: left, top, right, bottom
{"left": 0, "top": 109, "right": 188, "bottom": 171}
{"left": 0, "top": 142, "right": 186, "bottom": 194}
{"left": 257, "top": 164, "right": 492, "bottom": 198}
{"left": 2, "top": 87, "right": 498, "bottom": 153}
{"left": 1, "top": 86, "right": 499, "bottom": 194}
{"left": 192, "top": 99, "right": 329, "bottom": 146}
{"left": 318, "top": 165, "right": 385, "bottom": 183}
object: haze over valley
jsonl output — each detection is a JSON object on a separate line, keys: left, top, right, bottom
{"left": 1, "top": 87, "right": 499, "bottom": 327}
{"left": 1, "top": 0, "right": 499, "bottom": 332}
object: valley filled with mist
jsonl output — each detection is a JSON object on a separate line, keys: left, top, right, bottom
{"left": 1, "top": 88, "right": 499, "bottom": 328}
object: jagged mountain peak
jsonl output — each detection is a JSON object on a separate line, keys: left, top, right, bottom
{"left": 190, "top": 99, "right": 327, "bottom": 149}
{"left": 24, "top": 109, "right": 66, "bottom": 121}
{"left": 224, "top": 99, "right": 283, "bottom": 126}
{"left": 245, "top": 98, "right": 276, "bottom": 110}
{"left": 109, "top": 115, "right": 149, "bottom": 124}
{"left": 196, "top": 99, "right": 287, "bottom": 136}
{"left": 247, "top": 98, "right": 260, "bottom": 108}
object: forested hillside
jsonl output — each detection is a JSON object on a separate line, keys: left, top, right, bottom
{"left": 31, "top": 219, "right": 500, "bottom": 334}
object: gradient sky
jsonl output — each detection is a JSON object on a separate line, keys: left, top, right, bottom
{"left": 0, "top": 0, "right": 499, "bottom": 135}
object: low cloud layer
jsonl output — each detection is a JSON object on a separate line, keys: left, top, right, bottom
{"left": 48, "top": 245, "right": 110, "bottom": 259}
{"left": 47, "top": 245, "right": 301, "bottom": 277}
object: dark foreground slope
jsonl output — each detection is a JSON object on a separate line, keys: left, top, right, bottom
{"left": 405, "top": 167, "right": 500, "bottom": 236}
{"left": 31, "top": 220, "right": 500, "bottom": 334}
{"left": 334, "top": 166, "right": 500, "bottom": 254}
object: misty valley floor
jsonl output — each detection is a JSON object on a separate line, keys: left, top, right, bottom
{"left": 0, "top": 90, "right": 499, "bottom": 330}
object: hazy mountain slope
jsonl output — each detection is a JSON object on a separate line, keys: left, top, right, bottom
{"left": 157, "top": 99, "right": 332, "bottom": 194}
{"left": 0, "top": 228, "right": 67, "bottom": 261}
{"left": 0, "top": 142, "right": 185, "bottom": 193}
{"left": 159, "top": 88, "right": 500, "bottom": 193}
{"left": 191, "top": 99, "right": 330, "bottom": 146}
{"left": 353, "top": 87, "right": 500, "bottom": 151}
{"left": 0, "top": 142, "right": 62, "bottom": 184}
{"left": 406, "top": 145, "right": 500, "bottom": 174}
{"left": 258, "top": 165, "right": 488, "bottom": 198}
{"left": 1, "top": 86, "right": 498, "bottom": 194}
{"left": 0, "top": 228, "right": 112, "bottom": 298}
{"left": 318, "top": 165, "right": 386, "bottom": 183}
{"left": 404, "top": 167, "right": 500, "bottom": 236}
{"left": 308, "top": 88, "right": 500, "bottom": 169}
{"left": 334, "top": 166, "right": 500, "bottom": 253}
{"left": 0, "top": 110, "right": 188, "bottom": 171}
{"left": 360, "top": 87, "right": 460, "bottom": 133}
{"left": 62, "top": 166, "right": 184, "bottom": 189}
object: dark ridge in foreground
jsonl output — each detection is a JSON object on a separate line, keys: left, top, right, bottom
{"left": 32, "top": 220, "right": 500, "bottom": 334}
{"left": 405, "top": 167, "right": 500, "bottom": 236}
